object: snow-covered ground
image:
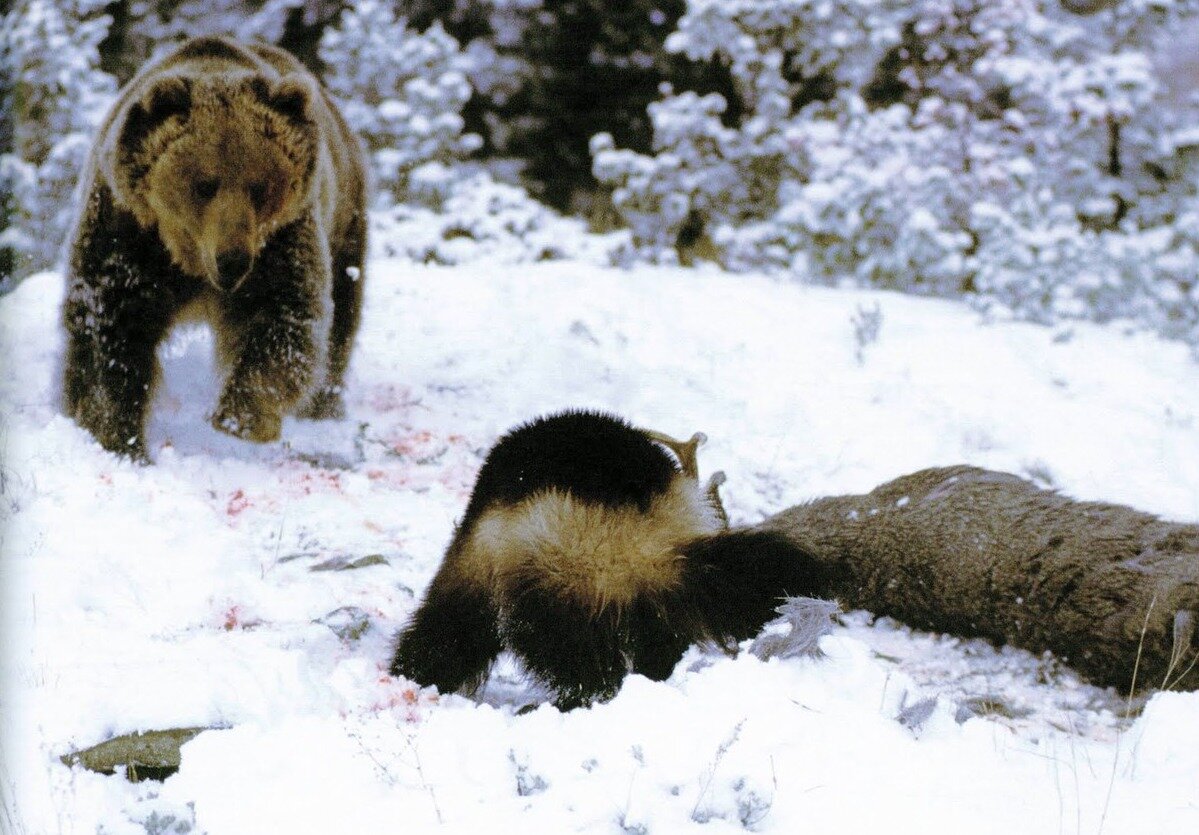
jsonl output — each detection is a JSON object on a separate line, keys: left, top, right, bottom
{"left": 2, "top": 256, "right": 1198, "bottom": 834}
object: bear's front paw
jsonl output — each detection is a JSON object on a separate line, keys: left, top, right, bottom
{"left": 296, "top": 386, "right": 345, "bottom": 421}
{"left": 211, "top": 398, "right": 283, "bottom": 443}
{"left": 70, "top": 387, "right": 152, "bottom": 461}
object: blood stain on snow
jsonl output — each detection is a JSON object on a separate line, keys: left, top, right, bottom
{"left": 288, "top": 468, "right": 344, "bottom": 497}
{"left": 390, "top": 429, "right": 438, "bottom": 458}
{"left": 218, "top": 603, "right": 263, "bottom": 631}
{"left": 362, "top": 383, "right": 421, "bottom": 414}
{"left": 370, "top": 676, "right": 439, "bottom": 722}
{"left": 363, "top": 429, "right": 481, "bottom": 496}
{"left": 226, "top": 488, "right": 251, "bottom": 517}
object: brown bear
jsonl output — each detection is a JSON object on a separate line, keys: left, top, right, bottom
{"left": 61, "top": 35, "right": 368, "bottom": 459}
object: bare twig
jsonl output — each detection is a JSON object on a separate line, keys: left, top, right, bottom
{"left": 691, "top": 719, "right": 745, "bottom": 822}
{"left": 400, "top": 729, "right": 443, "bottom": 825}
{"left": 350, "top": 726, "right": 443, "bottom": 825}
{"left": 1097, "top": 594, "right": 1156, "bottom": 835}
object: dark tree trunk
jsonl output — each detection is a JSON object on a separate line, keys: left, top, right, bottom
{"left": 760, "top": 465, "right": 1199, "bottom": 693}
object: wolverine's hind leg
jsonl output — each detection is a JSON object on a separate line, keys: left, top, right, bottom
{"left": 504, "top": 577, "right": 628, "bottom": 710}
{"left": 679, "top": 529, "right": 823, "bottom": 644}
{"left": 627, "top": 598, "right": 693, "bottom": 682}
{"left": 390, "top": 567, "right": 502, "bottom": 696}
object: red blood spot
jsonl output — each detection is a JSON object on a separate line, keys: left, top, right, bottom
{"left": 226, "top": 489, "right": 250, "bottom": 517}
{"left": 290, "top": 469, "right": 344, "bottom": 497}
{"left": 391, "top": 431, "right": 433, "bottom": 456}
{"left": 366, "top": 384, "right": 419, "bottom": 413}
{"left": 219, "top": 603, "right": 263, "bottom": 631}
{"left": 369, "top": 676, "right": 440, "bottom": 716}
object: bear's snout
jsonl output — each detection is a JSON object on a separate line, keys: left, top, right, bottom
{"left": 216, "top": 250, "right": 253, "bottom": 290}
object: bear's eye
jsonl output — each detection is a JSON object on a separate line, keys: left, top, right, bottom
{"left": 247, "top": 181, "right": 268, "bottom": 212}
{"left": 193, "top": 178, "right": 219, "bottom": 200}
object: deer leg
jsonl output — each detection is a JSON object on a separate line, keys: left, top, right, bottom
{"left": 643, "top": 428, "right": 728, "bottom": 524}
{"left": 705, "top": 470, "right": 730, "bottom": 529}
{"left": 643, "top": 429, "right": 706, "bottom": 480}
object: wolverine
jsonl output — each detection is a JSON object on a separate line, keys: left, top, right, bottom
{"left": 391, "top": 410, "right": 821, "bottom": 709}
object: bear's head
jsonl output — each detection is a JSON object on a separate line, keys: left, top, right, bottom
{"left": 114, "top": 70, "right": 320, "bottom": 292}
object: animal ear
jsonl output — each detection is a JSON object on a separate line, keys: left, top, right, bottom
{"left": 122, "top": 75, "right": 192, "bottom": 145}
{"left": 251, "top": 74, "right": 314, "bottom": 124}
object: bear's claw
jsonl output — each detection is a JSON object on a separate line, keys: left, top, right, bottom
{"left": 211, "top": 403, "right": 282, "bottom": 443}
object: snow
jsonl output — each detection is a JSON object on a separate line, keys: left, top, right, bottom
{"left": 2, "top": 256, "right": 1198, "bottom": 834}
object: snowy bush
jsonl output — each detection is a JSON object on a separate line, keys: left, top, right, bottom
{"left": 319, "top": 0, "right": 481, "bottom": 204}
{"left": 718, "top": 99, "right": 978, "bottom": 294}
{"left": 591, "top": 89, "right": 802, "bottom": 263}
{"left": 502, "top": 0, "right": 741, "bottom": 213}
{"left": 370, "top": 167, "right": 621, "bottom": 266}
{"left": 595, "top": 0, "right": 1199, "bottom": 347}
{"left": 97, "top": 0, "right": 335, "bottom": 82}
{"left": 1, "top": 0, "right": 115, "bottom": 290}
{"left": 116, "top": 0, "right": 306, "bottom": 50}
{"left": 592, "top": 0, "right": 888, "bottom": 263}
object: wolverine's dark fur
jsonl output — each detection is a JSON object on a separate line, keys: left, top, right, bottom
{"left": 391, "top": 410, "right": 821, "bottom": 709}
{"left": 460, "top": 410, "right": 680, "bottom": 515}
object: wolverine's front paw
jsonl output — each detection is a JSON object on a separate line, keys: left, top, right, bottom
{"left": 211, "top": 396, "right": 282, "bottom": 443}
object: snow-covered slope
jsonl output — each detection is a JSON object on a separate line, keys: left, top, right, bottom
{"left": 2, "top": 260, "right": 1197, "bottom": 834}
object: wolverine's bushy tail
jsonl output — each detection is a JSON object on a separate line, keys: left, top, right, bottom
{"left": 674, "top": 529, "right": 825, "bottom": 650}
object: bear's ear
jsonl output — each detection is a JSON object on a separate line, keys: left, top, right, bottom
{"left": 250, "top": 74, "right": 314, "bottom": 125}
{"left": 122, "top": 75, "right": 192, "bottom": 147}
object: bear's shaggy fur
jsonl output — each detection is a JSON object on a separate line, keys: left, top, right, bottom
{"left": 62, "top": 36, "right": 367, "bottom": 458}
